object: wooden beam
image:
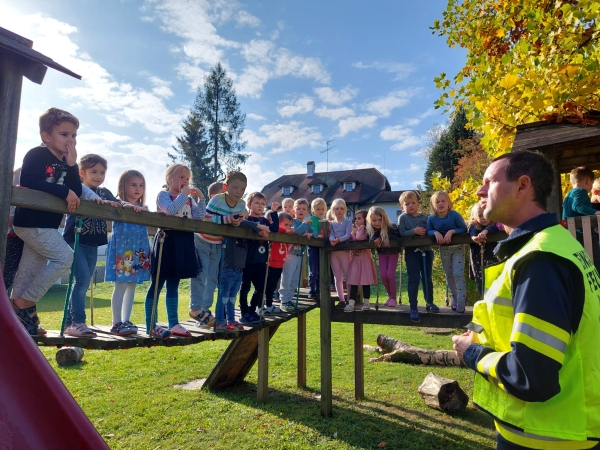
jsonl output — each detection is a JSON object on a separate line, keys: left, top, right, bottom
{"left": 0, "top": 49, "right": 23, "bottom": 264}
{"left": 297, "top": 313, "right": 307, "bottom": 388}
{"left": 354, "top": 322, "right": 364, "bottom": 400}
{"left": 319, "top": 220, "right": 333, "bottom": 417}
{"left": 332, "top": 308, "right": 472, "bottom": 328}
{"left": 257, "top": 328, "right": 269, "bottom": 403}
{"left": 11, "top": 187, "right": 325, "bottom": 247}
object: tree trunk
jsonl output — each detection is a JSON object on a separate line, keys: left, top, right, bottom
{"left": 418, "top": 372, "right": 469, "bottom": 414}
{"left": 56, "top": 347, "right": 84, "bottom": 366}
{"left": 370, "top": 334, "right": 464, "bottom": 367}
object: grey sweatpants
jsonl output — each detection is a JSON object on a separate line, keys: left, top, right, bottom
{"left": 12, "top": 227, "right": 73, "bottom": 303}
{"left": 439, "top": 244, "right": 466, "bottom": 311}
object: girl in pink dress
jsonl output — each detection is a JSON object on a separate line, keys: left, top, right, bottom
{"left": 346, "top": 210, "right": 378, "bottom": 312}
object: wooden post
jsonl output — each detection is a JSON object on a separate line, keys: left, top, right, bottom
{"left": 354, "top": 322, "right": 364, "bottom": 400}
{"left": 319, "top": 220, "right": 332, "bottom": 416}
{"left": 257, "top": 327, "right": 269, "bottom": 403}
{"left": 297, "top": 313, "right": 306, "bottom": 388}
{"left": 0, "top": 49, "right": 24, "bottom": 264}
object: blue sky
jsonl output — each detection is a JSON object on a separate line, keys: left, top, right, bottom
{"left": 2, "top": 0, "right": 465, "bottom": 208}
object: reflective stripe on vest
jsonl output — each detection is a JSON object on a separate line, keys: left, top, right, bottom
{"left": 472, "top": 224, "right": 600, "bottom": 445}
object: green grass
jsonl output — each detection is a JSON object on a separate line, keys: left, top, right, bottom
{"left": 32, "top": 278, "right": 495, "bottom": 449}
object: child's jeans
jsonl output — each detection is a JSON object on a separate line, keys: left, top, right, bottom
{"left": 439, "top": 245, "right": 466, "bottom": 311}
{"left": 11, "top": 227, "right": 73, "bottom": 303}
{"left": 330, "top": 250, "right": 350, "bottom": 302}
{"left": 404, "top": 248, "right": 434, "bottom": 310}
{"left": 308, "top": 247, "right": 320, "bottom": 294}
{"left": 378, "top": 252, "right": 399, "bottom": 300}
{"left": 215, "top": 268, "right": 242, "bottom": 324}
{"left": 145, "top": 277, "right": 181, "bottom": 330}
{"left": 189, "top": 236, "right": 221, "bottom": 312}
{"left": 279, "top": 254, "right": 303, "bottom": 304}
{"left": 66, "top": 242, "right": 98, "bottom": 326}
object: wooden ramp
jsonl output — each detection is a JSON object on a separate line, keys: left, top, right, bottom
{"left": 32, "top": 299, "right": 318, "bottom": 350}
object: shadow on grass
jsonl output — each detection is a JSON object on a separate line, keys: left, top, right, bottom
{"left": 35, "top": 285, "right": 112, "bottom": 313}
{"left": 208, "top": 383, "right": 495, "bottom": 449}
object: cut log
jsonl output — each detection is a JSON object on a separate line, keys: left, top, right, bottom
{"left": 56, "top": 347, "right": 84, "bottom": 366}
{"left": 371, "top": 334, "right": 464, "bottom": 366}
{"left": 418, "top": 372, "right": 469, "bottom": 414}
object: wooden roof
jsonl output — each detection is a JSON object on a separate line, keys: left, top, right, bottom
{"left": 0, "top": 26, "right": 81, "bottom": 84}
{"left": 512, "top": 119, "right": 600, "bottom": 172}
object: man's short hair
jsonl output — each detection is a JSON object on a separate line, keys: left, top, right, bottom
{"left": 278, "top": 212, "right": 293, "bottom": 222}
{"left": 570, "top": 166, "right": 595, "bottom": 184}
{"left": 246, "top": 191, "right": 266, "bottom": 204}
{"left": 208, "top": 182, "right": 224, "bottom": 197}
{"left": 39, "top": 107, "right": 79, "bottom": 135}
{"left": 399, "top": 190, "right": 418, "bottom": 205}
{"left": 224, "top": 171, "right": 247, "bottom": 185}
{"left": 294, "top": 198, "right": 309, "bottom": 208}
{"left": 493, "top": 151, "right": 554, "bottom": 209}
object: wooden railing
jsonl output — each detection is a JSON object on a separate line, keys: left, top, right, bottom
{"left": 564, "top": 215, "right": 600, "bottom": 263}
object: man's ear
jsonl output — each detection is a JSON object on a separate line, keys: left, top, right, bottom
{"left": 516, "top": 175, "right": 532, "bottom": 198}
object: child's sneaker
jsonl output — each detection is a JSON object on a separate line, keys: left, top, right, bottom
{"left": 215, "top": 322, "right": 236, "bottom": 332}
{"left": 409, "top": 310, "right": 420, "bottom": 322}
{"left": 258, "top": 305, "right": 281, "bottom": 315}
{"left": 171, "top": 324, "right": 191, "bottom": 337}
{"left": 281, "top": 302, "right": 297, "bottom": 312}
{"left": 344, "top": 300, "right": 355, "bottom": 313}
{"left": 426, "top": 303, "right": 440, "bottom": 313}
{"left": 123, "top": 321, "right": 138, "bottom": 334}
{"left": 307, "top": 291, "right": 316, "bottom": 299}
{"left": 190, "top": 310, "right": 215, "bottom": 327}
{"left": 273, "top": 292, "right": 280, "bottom": 302}
{"left": 240, "top": 312, "right": 260, "bottom": 324}
{"left": 384, "top": 298, "right": 397, "bottom": 307}
{"left": 65, "top": 323, "right": 97, "bottom": 338}
{"left": 228, "top": 321, "right": 245, "bottom": 331}
{"left": 110, "top": 322, "right": 132, "bottom": 336}
{"left": 150, "top": 325, "right": 171, "bottom": 340}
{"left": 335, "top": 301, "right": 346, "bottom": 309}
{"left": 362, "top": 300, "right": 370, "bottom": 311}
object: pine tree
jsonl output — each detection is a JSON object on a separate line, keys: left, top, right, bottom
{"left": 171, "top": 62, "right": 247, "bottom": 195}
{"left": 423, "top": 109, "right": 473, "bottom": 191}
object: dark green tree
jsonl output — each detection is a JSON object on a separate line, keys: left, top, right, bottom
{"left": 171, "top": 62, "right": 247, "bottom": 194}
{"left": 168, "top": 112, "right": 213, "bottom": 196}
{"left": 423, "top": 108, "right": 473, "bottom": 191}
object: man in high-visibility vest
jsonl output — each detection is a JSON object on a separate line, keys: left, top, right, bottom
{"left": 452, "top": 151, "right": 600, "bottom": 450}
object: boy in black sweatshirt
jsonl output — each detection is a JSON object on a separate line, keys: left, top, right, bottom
{"left": 11, "top": 108, "right": 83, "bottom": 336}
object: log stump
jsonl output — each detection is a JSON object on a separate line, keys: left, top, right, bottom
{"left": 371, "top": 334, "right": 464, "bottom": 367}
{"left": 56, "top": 347, "right": 84, "bottom": 366}
{"left": 418, "top": 372, "right": 468, "bottom": 414}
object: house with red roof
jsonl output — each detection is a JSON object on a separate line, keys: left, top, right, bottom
{"left": 261, "top": 161, "right": 418, "bottom": 222}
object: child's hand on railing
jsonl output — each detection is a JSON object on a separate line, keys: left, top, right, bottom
{"left": 443, "top": 230, "right": 455, "bottom": 244}
{"left": 374, "top": 237, "right": 382, "bottom": 248}
{"left": 65, "top": 189, "right": 80, "bottom": 212}
{"left": 331, "top": 237, "right": 340, "bottom": 246}
{"left": 286, "top": 228, "right": 296, "bottom": 235}
{"left": 257, "top": 224, "right": 270, "bottom": 235}
{"left": 303, "top": 233, "right": 312, "bottom": 240}
{"left": 433, "top": 231, "right": 444, "bottom": 244}
{"left": 413, "top": 226, "right": 426, "bottom": 236}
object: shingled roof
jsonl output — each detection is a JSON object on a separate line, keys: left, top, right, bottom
{"left": 261, "top": 166, "right": 416, "bottom": 207}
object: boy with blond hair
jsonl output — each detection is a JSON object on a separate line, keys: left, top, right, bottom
{"left": 398, "top": 190, "right": 438, "bottom": 322}
{"left": 307, "top": 197, "right": 327, "bottom": 298}
{"left": 279, "top": 198, "right": 317, "bottom": 311}
{"left": 282, "top": 198, "right": 295, "bottom": 218}
{"left": 11, "top": 107, "right": 83, "bottom": 336}
{"left": 562, "top": 166, "right": 600, "bottom": 272}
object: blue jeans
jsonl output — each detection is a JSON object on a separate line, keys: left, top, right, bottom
{"left": 189, "top": 236, "right": 221, "bottom": 311}
{"left": 308, "top": 247, "right": 319, "bottom": 294}
{"left": 404, "top": 247, "right": 434, "bottom": 309}
{"left": 215, "top": 268, "right": 242, "bottom": 324}
{"left": 66, "top": 242, "right": 97, "bottom": 326}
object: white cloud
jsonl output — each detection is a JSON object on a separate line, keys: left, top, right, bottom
{"left": 244, "top": 121, "right": 322, "bottom": 154}
{"left": 314, "top": 106, "right": 354, "bottom": 121}
{"left": 380, "top": 125, "right": 421, "bottom": 151}
{"left": 365, "top": 90, "right": 413, "bottom": 117}
{"left": 148, "top": 76, "right": 174, "bottom": 99}
{"left": 235, "top": 10, "right": 261, "bottom": 28}
{"left": 147, "top": 0, "right": 330, "bottom": 97}
{"left": 353, "top": 60, "right": 415, "bottom": 81}
{"left": 313, "top": 86, "right": 358, "bottom": 106}
{"left": 277, "top": 96, "right": 314, "bottom": 117}
{"left": 336, "top": 115, "right": 378, "bottom": 137}
{"left": 247, "top": 113, "right": 267, "bottom": 121}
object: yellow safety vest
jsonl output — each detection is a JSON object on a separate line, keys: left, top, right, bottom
{"left": 472, "top": 224, "right": 600, "bottom": 449}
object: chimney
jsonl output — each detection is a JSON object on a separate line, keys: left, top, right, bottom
{"left": 307, "top": 161, "right": 315, "bottom": 178}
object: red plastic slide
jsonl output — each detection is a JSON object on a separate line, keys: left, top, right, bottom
{"left": 0, "top": 275, "right": 108, "bottom": 449}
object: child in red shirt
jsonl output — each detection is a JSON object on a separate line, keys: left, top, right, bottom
{"left": 263, "top": 212, "right": 293, "bottom": 311}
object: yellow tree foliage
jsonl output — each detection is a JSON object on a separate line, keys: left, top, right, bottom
{"left": 430, "top": 173, "right": 481, "bottom": 219}
{"left": 432, "top": 0, "right": 600, "bottom": 154}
